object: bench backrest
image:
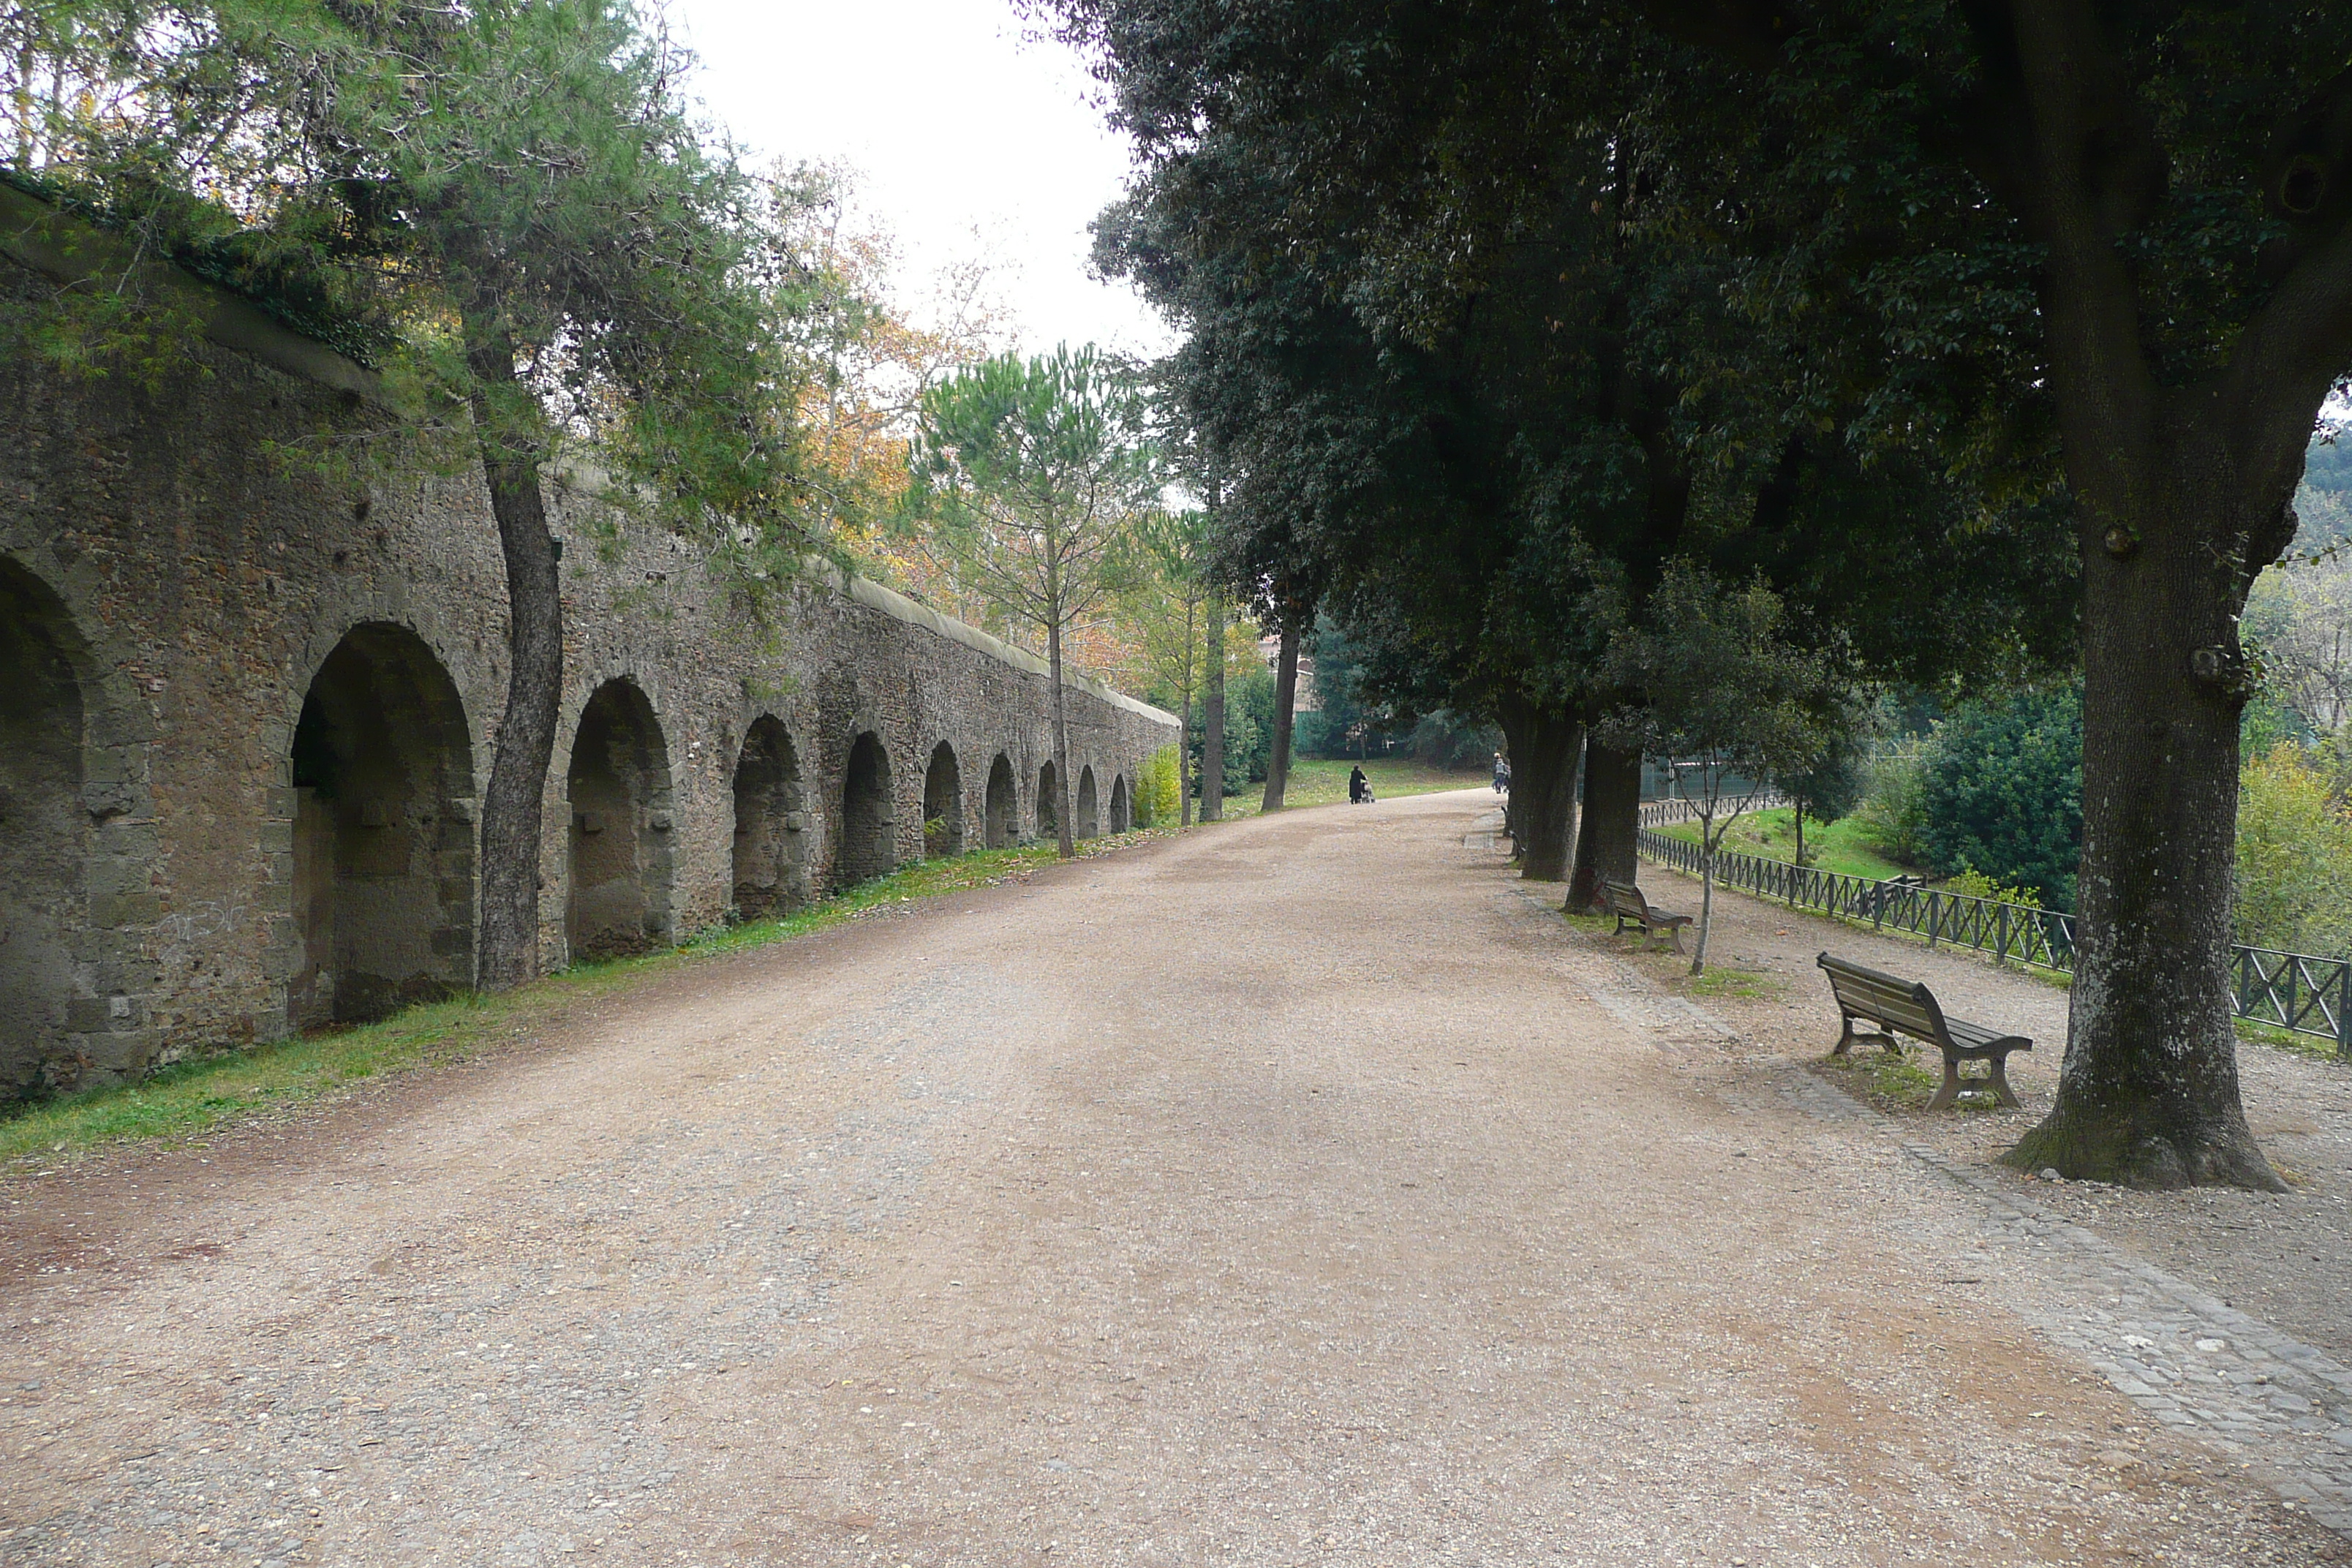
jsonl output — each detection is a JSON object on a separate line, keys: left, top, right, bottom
{"left": 1602, "top": 879, "right": 1647, "bottom": 916}
{"left": 1817, "top": 951, "right": 1948, "bottom": 1043}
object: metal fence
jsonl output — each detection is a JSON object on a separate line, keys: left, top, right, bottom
{"left": 1634, "top": 826, "right": 2352, "bottom": 1056}
{"left": 1636, "top": 794, "right": 1786, "bottom": 828}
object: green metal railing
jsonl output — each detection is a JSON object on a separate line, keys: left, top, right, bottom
{"left": 1634, "top": 826, "right": 2352, "bottom": 1056}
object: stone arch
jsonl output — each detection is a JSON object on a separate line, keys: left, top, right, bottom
{"left": 0, "top": 557, "right": 88, "bottom": 1098}
{"left": 1076, "top": 765, "right": 1100, "bottom": 840}
{"left": 731, "top": 716, "right": 807, "bottom": 921}
{"left": 837, "top": 731, "right": 895, "bottom": 887}
{"left": 1036, "top": 759, "right": 1060, "bottom": 840}
{"left": 922, "top": 741, "right": 964, "bottom": 859}
{"left": 1109, "top": 772, "right": 1131, "bottom": 834}
{"left": 984, "top": 753, "right": 1019, "bottom": 848}
{"left": 565, "top": 679, "right": 674, "bottom": 962}
{"left": 286, "top": 622, "right": 476, "bottom": 1027}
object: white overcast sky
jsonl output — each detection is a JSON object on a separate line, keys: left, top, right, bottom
{"left": 674, "top": 0, "right": 1174, "bottom": 361}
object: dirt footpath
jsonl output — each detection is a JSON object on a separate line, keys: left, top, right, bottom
{"left": 1, "top": 790, "right": 2341, "bottom": 1566}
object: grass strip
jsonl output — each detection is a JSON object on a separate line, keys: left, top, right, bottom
{"left": 1210, "top": 757, "right": 1488, "bottom": 820}
{"left": 1, "top": 832, "right": 1158, "bottom": 1168}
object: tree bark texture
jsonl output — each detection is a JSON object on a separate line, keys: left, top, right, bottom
{"left": 1260, "top": 617, "right": 1300, "bottom": 813}
{"left": 1567, "top": 741, "right": 1642, "bottom": 913}
{"left": 1497, "top": 692, "right": 1580, "bottom": 881}
{"left": 1201, "top": 598, "right": 1226, "bottom": 821}
{"left": 469, "top": 353, "right": 563, "bottom": 992}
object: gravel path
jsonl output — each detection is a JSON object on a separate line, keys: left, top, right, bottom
{"left": 1, "top": 789, "right": 2342, "bottom": 1566}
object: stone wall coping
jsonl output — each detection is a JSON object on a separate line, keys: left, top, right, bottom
{"left": 832, "top": 568, "right": 1177, "bottom": 727}
{"left": 0, "top": 183, "right": 384, "bottom": 402}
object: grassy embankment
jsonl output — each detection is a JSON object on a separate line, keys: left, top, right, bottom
{"left": 1651, "top": 806, "right": 1912, "bottom": 881}
{"left": 1210, "top": 755, "right": 1490, "bottom": 820}
{"left": 0, "top": 834, "right": 1161, "bottom": 1166}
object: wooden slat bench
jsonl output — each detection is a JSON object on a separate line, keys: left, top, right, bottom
{"left": 1602, "top": 879, "right": 1693, "bottom": 952}
{"left": 1817, "top": 951, "right": 2033, "bottom": 1110}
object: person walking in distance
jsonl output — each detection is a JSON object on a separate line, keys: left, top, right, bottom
{"left": 1493, "top": 752, "right": 1510, "bottom": 794}
{"left": 1349, "top": 764, "right": 1368, "bottom": 804}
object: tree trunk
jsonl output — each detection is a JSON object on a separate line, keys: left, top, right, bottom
{"left": 1497, "top": 692, "right": 1580, "bottom": 881}
{"left": 1692, "top": 820, "right": 1716, "bottom": 976}
{"left": 1261, "top": 616, "right": 1300, "bottom": 813}
{"left": 1495, "top": 706, "right": 1526, "bottom": 857}
{"left": 469, "top": 345, "right": 563, "bottom": 991}
{"left": 1202, "top": 598, "right": 1226, "bottom": 821}
{"left": 1986, "top": 14, "right": 2310, "bottom": 1191}
{"left": 1567, "top": 740, "right": 1643, "bottom": 913}
{"left": 2006, "top": 457, "right": 2284, "bottom": 1191}
{"left": 1177, "top": 696, "right": 1194, "bottom": 829}
{"left": 1048, "top": 614, "right": 1075, "bottom": 860}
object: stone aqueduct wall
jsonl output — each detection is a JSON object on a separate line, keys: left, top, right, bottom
{"left": 0, "top": 249, "right": 1175, "bottom": 1101}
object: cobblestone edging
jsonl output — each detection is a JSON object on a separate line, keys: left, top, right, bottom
{"left": 1510, "top": 881, "right": 2352, "bottom": 1537}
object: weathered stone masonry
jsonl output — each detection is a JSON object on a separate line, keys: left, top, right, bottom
{"left": 0, "top": 233, "right": 1175, "bottom": 1101}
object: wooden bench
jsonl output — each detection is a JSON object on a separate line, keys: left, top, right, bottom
{"left": 1816, "top": 951, "right": 2032, "bottom": 1110}
{"left": 1602, "top": 879, "right": 1693, "bottom": 952}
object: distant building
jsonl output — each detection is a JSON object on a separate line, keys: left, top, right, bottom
{"left": 1257, "top": 633, "right": 1320, "bottom": 712}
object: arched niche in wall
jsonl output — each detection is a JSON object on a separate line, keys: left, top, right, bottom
{"left": 1036, "top": 759, "right": 1059, "bottom": 840}
{"left": 566, "top": 678, "right": 674, "bottom": 962}
{"left": 983, "top": 753, "right": 1019, "bottom": 848}
{"left": 0, "top": 557, "right": 88, "bottom": 1099}
{"left": 1109, "top": 773, "right": 1131, "bottom": 834}
{"left": 731, "top": 716, "right": 806, "bottom": 921}
{"left": 1075, "top": 766, "right": 1099, "bottom": 840}
{"left": 922, "top": 741, "right": 964, "bottom": 859}
{"left": 837, "top": 731, "right": 895, "bottom": 888}
{"left": 287, "top": 622, "right": 476, "bottom": 1027}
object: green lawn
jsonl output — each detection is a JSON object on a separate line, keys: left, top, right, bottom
{"left": 1210, "top": 755, "right": 1490, "bottom": 819}
{"left": 1654, "top": 807, "right": 1914, "bottom": 881}
{"left": 1, "top": 834, "right": 1156, "bottom": 1166}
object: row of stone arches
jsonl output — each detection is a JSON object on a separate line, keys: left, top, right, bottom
{"left": 1, "top": 569, "right": 1142, "bottom": 1095}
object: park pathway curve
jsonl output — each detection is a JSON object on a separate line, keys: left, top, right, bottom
{"left": 1, "top": 790, "right": 2340, "bottom": 1567}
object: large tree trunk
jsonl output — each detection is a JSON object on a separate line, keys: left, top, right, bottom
{"left": 1497, "top": 692, "right": 1580, "bottom": 881}
{"left": 1260, "top": 615, "right": 1300, "bottom": 813}
{"left": 2006, "top": 451, "right": 2285, "bottom": 1190}
{"left": 1567, "top": 739, "right": 1642, "bottom": 913}
{"left": 1201, "top": 598, "right": 1226, "bottom": 821}
{"left": 1983, "top": 11, "right": 2310, "bottom": 1189}
{"left": 469, "top": 346, "right": 563, "bottom": 992}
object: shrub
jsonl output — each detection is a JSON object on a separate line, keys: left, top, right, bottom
{"left": 1137, "top": 745, "right": 1181, "bottom": 827}
{"left": 1918, "top": 685, "right": 2084, "bottom": 910}
{"left": 2236, "top": 743, "right": 2352, "bottom": 957}
{"left": 1850, "top": 734, "right": 1933, "bottom": 864}
{"left": 1942, "top": 869, "right": 2043, "bottom": 910}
